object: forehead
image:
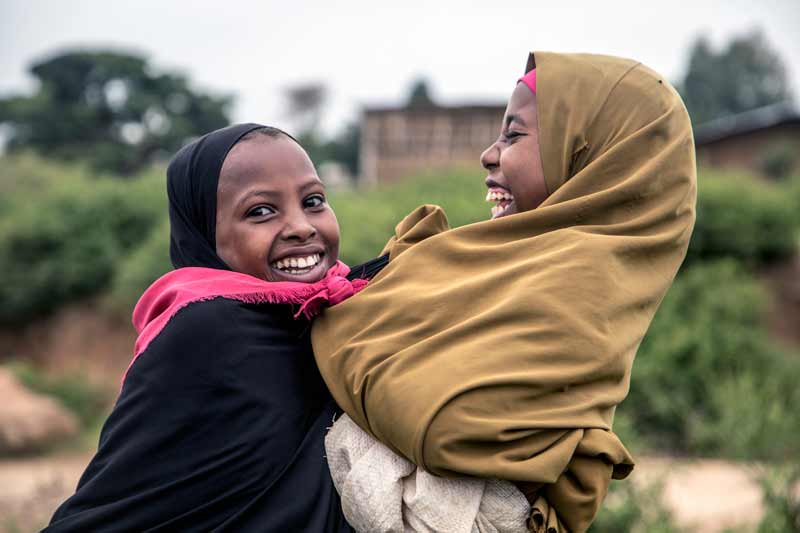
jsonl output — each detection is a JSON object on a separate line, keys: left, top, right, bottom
{"left": 504, "top": 83, "right": 537, "bottom": 122}
{"left": 219, "top": 136, "right": 318, "bottom": 192}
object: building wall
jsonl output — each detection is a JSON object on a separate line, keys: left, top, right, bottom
{"left": 696, "top": 123, "right": 800, "bottom": 176}
{"left": 359, "top": 105, "right": 505, "bottom": 185}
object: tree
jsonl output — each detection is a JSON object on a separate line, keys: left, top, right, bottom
{"left": 407, "top": 78, "right": 435, "bottom": 107}
{"left": 0, "top": 50, "right": 232, "bottom": 174}
{"left": 284, "top": 83, "right": 327, "bottom": 137}
{"left": 678, "top": 30, "right": 791, "bottom": 125}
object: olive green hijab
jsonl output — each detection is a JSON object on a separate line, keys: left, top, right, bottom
{"left": 313, "top": 51, "right": 696, "bottom": 532}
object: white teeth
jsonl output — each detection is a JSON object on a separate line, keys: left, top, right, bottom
{"left": 271, "top": 253, "right": 322, "bottom": 273}
{"left": 485, "top": 190, "right": 514, "bottom": 203}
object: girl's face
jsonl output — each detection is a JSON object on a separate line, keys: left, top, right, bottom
{"left": 480, "top": 83, "right": 548, "bottom": 219}
{"left": 215, "top": 135, "right": 340, "bottom": 283}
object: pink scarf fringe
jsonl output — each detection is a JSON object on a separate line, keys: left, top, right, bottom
{"left": 122, "top": 261, "right": 366, "bottom": 385}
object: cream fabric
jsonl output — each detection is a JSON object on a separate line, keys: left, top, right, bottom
{"left": 325, "top": 414, "right": 531, "bottom": 533}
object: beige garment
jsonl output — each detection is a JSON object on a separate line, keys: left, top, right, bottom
{"left": 314, "top": 51, "right": 696, "bottom": 532}
{"left": 325, "top": 413, "right": 531, "bottom": 533}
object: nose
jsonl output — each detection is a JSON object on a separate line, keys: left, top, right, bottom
{"left": 281, "top": 210, "right": 317, "bottom": 242}
{"left": 480, "top": 141, "right": 500, "bottom": 171}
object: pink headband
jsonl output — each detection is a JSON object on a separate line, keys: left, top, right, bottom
{"left": 518, "top": 69, "right": 537, "bottom": 94}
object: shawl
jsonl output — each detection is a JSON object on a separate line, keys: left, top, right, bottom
{"left": 311, "top": 51, "right": 696, "bottom": 532}
{"left": 47, "top": 285, "right": 355, "bottom": 532}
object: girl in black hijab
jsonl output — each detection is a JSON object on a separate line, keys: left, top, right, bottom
{"left": 45, "top": 123, "right": 370, "bottom": 532}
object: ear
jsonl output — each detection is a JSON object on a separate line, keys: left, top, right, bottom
{"left": 525, "top": 52, "right": 536, "bottom": 73}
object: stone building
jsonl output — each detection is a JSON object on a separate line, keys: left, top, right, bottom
{"left": 694, "top": 101, "right": 800, "bottom": 178}
{"left": 358, "top": 102, "right": 505, "bottom": 185}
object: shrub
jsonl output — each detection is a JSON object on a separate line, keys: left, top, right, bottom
{"left": 622, "top": 259, "right": 800, "bottom": 459}
{"left": 760, "top": 143, "right": 797, "bottom": 181}
{"left": 332, "top": 167, "right": 487, "bottom": 265}
{"left": 106, "top": 219, "right": 172, "bottom": 316}
{"left": 0, "top": 156, "right": 165, "bottom": 324}
{"left": 686, "top": 170, "right": 798, "bottom": 266}
{"left": 590, "top": 480, "right": 683, "bottom": 533}
{"left": 756, "top": 465, "right": 800, "bottom": 533}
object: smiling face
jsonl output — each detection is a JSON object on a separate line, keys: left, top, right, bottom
{"left": 215, "top": 134, "right": 340, "bottom": 283}
{"left": 480, "top": 82, "right": 548, "bottom": 219}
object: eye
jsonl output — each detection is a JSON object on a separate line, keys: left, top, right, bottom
{"left": 504, "top": 130, "right": 525, "bottom": 141}
{"left": 247, "top": 205, "right": 275, "bottom": 218}
{"left": 304, "top": 194, "right": 326, "bottom": 209}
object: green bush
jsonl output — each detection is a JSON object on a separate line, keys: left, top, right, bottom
{"left": 686, "top": 170, "right": 798, "bottom": 265}
{"left": 756, "top": 465, "right": 800, "bottom": 533}
{"left": 590, "top": 481, "right": 683, "bottom": 533}
{"left": 332, "top": 167, "right": 487, "bottom": 265}
{"left": 622, "top": 259, "right": 800, "bottom": 459}
{"left": 693, "top": 369, "right": 800, "bottom": 461}
{"left": 0, "top": 156, "right": 165, "bottom": 324}
{"left": 106, "top": 219, "right": 172, "bottom": 315}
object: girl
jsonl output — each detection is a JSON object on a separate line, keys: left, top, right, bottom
{"left": 46, "top": 124, "right": 368, "bottom": 531}
{"left": 313, "top": 51, "right": 697, "bottom": 532}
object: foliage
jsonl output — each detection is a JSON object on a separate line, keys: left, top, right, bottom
{"left": 297, "top": 123, "right": 361, "bottom": 177}
{"left": 407, "top": 78, "right": 436, "bottom": 107}
{"left": 622, "top": 259, "right": 800, "bottom": 459}
{"left": 8, "top": 361, "right": 111, "bottom": 429}
{"left": 0, "top": 156, "right": 165, "bottom": 324}
{"left": 760, "top": 143, "right": 797, "bottom": 181}
{"left": 686, "top": 169, "right": 798, "bottom": 266}
{"left": 106, "top": 219, "right": 172, "bottom": 316}
{"left": 678, "top": 30, "right": 791, "bottom": 125}
{"left": 590, "top": 481, "right": 683, "bottom": 533}
{"left": 331, "top": 167, "right": 487, "bottom": 265}
{"left": 756, "top": 465, "right": 800, "bottom": 533}
{"left": 0, "top": 50, "right": 231, "bottom": 175}
{"left": 284, "top": 83, "right": 327, "bottom": 135}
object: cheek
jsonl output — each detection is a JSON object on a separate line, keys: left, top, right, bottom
{"left": 321, "top": 212, "right": 340, "bottom": 254}
{"left": 219, "top": 225, "right": 275, "bottom": 272}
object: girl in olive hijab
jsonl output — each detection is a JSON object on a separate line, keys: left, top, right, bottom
{"left": 314, "top": 52, "right": 697, "bottom": 532}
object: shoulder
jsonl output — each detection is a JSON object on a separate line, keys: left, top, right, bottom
{"left": 130, "top": 298, "right": 295, "bottom": 380}
{"left": 152, "top": 297, "right": 298, "bottom": 351}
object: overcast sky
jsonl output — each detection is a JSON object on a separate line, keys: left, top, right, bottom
{"left": 2, "top": 0, "right": 799, "bottom": 136}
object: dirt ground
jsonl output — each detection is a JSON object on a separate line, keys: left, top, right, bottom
{"left": 0, "top": 452, "right": 763, "bottom": 533}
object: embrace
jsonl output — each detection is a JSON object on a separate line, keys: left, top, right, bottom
{"left": 45, "top": 51, "right": 696, "bottom": 532}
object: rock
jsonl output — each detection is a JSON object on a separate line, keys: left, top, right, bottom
{"left": 0, "top": 368, "right": 79, "bottom": 455}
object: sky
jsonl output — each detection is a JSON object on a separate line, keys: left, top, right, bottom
{"left": 2, "top": 0, "right": 799, "bottom": 137}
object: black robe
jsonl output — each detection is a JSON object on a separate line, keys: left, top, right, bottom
{"left": 45, "top": 299, "right": 354, "bottom": 532}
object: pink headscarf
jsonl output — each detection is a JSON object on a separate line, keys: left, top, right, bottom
{"left": 518, "top": 69, "right": 537, "bottom": 94}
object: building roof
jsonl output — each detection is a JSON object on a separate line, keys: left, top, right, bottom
{"left": 693, "top": 100, "right": 800, "bottom": 145}
{"left": 363, "top": 101, "right": 505, "bottom": 115}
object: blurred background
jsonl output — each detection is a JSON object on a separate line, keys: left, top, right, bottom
{"left": 1, "top": 1, "right": 799, "bottom": 531}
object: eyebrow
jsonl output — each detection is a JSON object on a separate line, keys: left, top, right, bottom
{"left": 237, "top": 177, "right": 323, "bottom": 205}
{"left": 504, "top": 114, "right": 527, "bottom": 128}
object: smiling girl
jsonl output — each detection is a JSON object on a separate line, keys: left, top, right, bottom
{"left": 46, "top": 124, "right": 361, "bottom": 532}
{"left": 313, "top": 52, "right": 697, "bottom": 532}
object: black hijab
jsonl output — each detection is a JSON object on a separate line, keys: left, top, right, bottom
{"left": 167, "top": 122, "right": 268, "bottom": 270}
